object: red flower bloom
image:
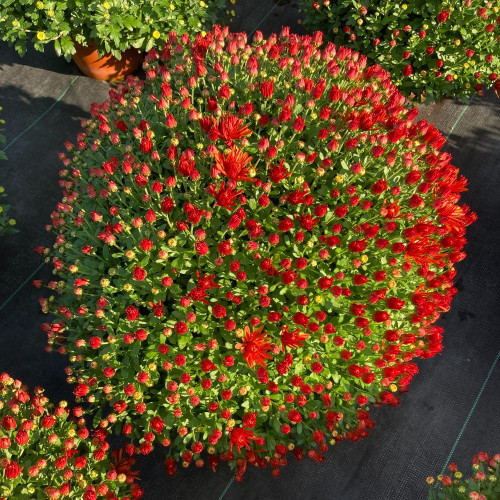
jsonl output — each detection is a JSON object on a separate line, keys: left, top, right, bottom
{"left": 214, "top": 147, "right": 254, "bottom": 182}
{"left": 437, "top": 10, "right": 450, "bottom": 22}
{"left": 5, "top": 460, "right": 23, "bottom": 479}
{"left": 195, "top": 241, "right": 209, "bottom": 255}
{"left": 403, "top": 64, "right": 413, "bottom": 77}
{"left": 1, "top": 415, "right": 16, "bottom": 430}
{"left": 73, "top": 383, "right": 88, "bottom": 397}
{"left": 229, "top": 427, "right": 257, "bottom": 453}
{"left": 140, "top": 132, "right": 153, "bottom": 153}
{"left": 281, "top": 326, "right": 310, "bottom": 351}
{"left": 259, "top": 79, "right": 274, "bottom": 99}
{"left": 235, "top": 325, "right": 273, "bottom": 368}
{"left": 209, "top": 181, "right": 243, "bottom": 211}
{"left": 217, "top": 113, "right": 252, "bottom": 144}
{"left": 288, "top": 409, "right": 302, "bottom": 423}
{"left": 125, "top": 305, "right": 140, "bottom": 321}
{"left": 132, "top": 266, "right": 146, "bottom": 281}
{"left": 176, "top": 152, "right": 197, "bottom": 178}
{"left": 269, "top": 159, "right": 291, "bottom": 183}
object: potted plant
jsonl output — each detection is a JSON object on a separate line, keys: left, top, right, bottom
{"left": 0, "top": 0, "right": 231, "bottom": 81}
{"left": 299, "top": 0, "right": 500, "bottom": 102}
{"left": 0, "top": 372, "right": 143, "bottom": 499}
{"left": 0, "top": 110, "right": 16, "bottom": 236}
{"left": 37, "top": 26, "right": 475, "bottom": 479}
{"left": 427, "top": 452, "right": 500, "bottom": 499}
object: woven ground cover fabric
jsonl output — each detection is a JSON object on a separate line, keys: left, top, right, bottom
{"left": 0, "top": 0, "right": 498, "bottom": 498}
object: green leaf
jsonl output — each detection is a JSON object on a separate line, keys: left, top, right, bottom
{"left": 178, "top": 335, "right": 189, "bottom": 350}
{"left": 60, "top": 35, "right": 75, "bottom": 56}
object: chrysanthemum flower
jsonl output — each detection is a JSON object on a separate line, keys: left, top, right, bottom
{"left": 235, "top": 325, "right": 273, "bottom": 368}
{"left": 214, "top": 147, "right": 254, "bottom": 181}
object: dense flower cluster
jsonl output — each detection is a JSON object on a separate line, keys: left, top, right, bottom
{"left": 299, "top": 0, "right": 500, "bottom": 101}
{"left": 38, "top": 26, "right": 475, "bottom": 479}
{"left": 0, "top": 373, "right": 143, "bottom": 499}
{"left": 427, "top": 452, "right": 500, "bottom": 499}
{"left": 0, "top": 110, "right": 16, "bottom": 236}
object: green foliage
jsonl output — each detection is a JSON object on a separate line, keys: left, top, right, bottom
{"left": 299, "top": 0, "right": 500, "bottom": 102}
{"left": 0, "top": 0, "right": 230, "bottom": 60}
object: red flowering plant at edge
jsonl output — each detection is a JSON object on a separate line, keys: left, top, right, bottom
{"left": 427, "top": 452, "right": 500, "bottom": 499}
{"left": 0, "top": 373, "right": 143, "bottom": 499}
{"left": 299, "top": 0, "right": 500, "bottom": 102}
{"left": 37, "top": 26, "right": 476, "bottom": 480}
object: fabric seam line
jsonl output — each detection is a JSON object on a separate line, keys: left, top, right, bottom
{"left": 2, "top": 75, "right": 80, "bottom": 152}
{"left": 0, "top": 260, "right": 45, "bottom": 312}
{"left": 439, "top": 348, "right": 500, "bottom": 476}
{"left": 445, "top": 96, "right": 473, "bottom": 141}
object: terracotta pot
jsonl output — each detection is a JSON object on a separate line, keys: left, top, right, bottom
{"left": 71, "top": 40, "right": 142, "bottom": 81}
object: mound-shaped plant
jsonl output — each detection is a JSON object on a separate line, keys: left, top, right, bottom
{"left": 427, "top": 452, "right": 500, "bottom": 499}
{"left": 299, "top": 0, "right": 500, "bottom": 102}
{"left": 38, "top": 27, "right": 475, "bottom": 479}
{"left": 0, "top": 372, "right": 143, "bottom": 499}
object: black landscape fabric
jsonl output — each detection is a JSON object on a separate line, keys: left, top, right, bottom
{"left": 0, "top": 1, "right": 499, "bottom": 498}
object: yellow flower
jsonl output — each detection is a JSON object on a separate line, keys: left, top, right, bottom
{"left": 178, "top": 19, "right": 184, "bottom": 25}
{"left": 152, "top": 30, "right": 160, "bottom": 39}
{"left": 36, "top": 31, "right": 46, "bottom": 41}
{"left": 169, "top": 3, "right": 175, "bottom": 9}
{"left": 200, "top": 0, "right": 207, "bottom": 6}
{"left": 36, "top": 1, "right": 44, "bottom": 9}
{"left": 401, "top": 4, "right": 408, "bottom": 9}
{"left": 103, "top": 1, "right": 111, "bottom": 9}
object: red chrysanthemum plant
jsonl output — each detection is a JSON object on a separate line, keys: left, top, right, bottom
{"left": 427, "top": 452, "right": 500, "bottom": 499}
{"left": 37, "top": 26, "right": 475, "bottom": 479}
{"left": 300, "top": 0, "right": 500, "bottom": 102}
{"left": 0, "top": 373, "right": 143, "bottom": 499}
